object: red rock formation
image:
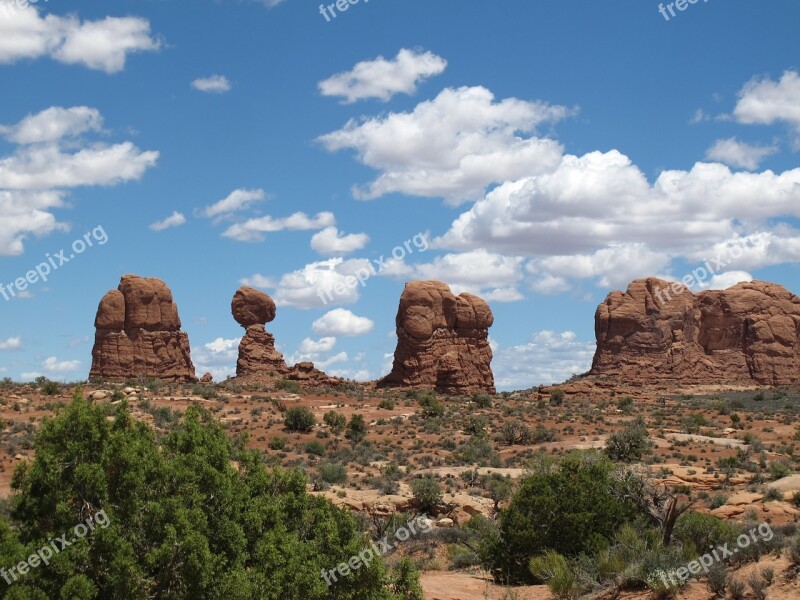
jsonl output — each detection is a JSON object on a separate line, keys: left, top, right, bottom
{"left": 379, "top": 280, "right": 495, "bottom": 394}
{"left": 232, "top": 287, "right": 339, "bottom": 386}
{"left": 591, "top": 278, "right": 800, "bottom": 385}
{"left": 90, "top": 275, "right": 196, "bottom": 382}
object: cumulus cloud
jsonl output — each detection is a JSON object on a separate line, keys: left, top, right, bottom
{"left": 702, "top": 271, "right": 753, "bottom": 291}
{"left": 298, "top": 337, "right": 337, "bottom": 353}
{"left": 436, "top": 150, "right": 800, "bottom": 290}
{"left": 311, "top": 226, "right": 369, "bottom": 255}
{"left": 318, "top": 86, "right": 571, "bottom": 204}
{"left": 0, "top": 106, "right": 158, "bottom": 255}
{"left": 492, "top": 331, "right": 595, "bottom": 390}
{"left": 199, "top": 188, "right": 266, "bottom": 219}
{"left": 734, "top": 70, "right": 800, "bottom": 135}
{"left": 192, "top": 337, "right": 241, "bottom": 381}
{"left": 312, "top": 308, "right": 374, "bottom": 336}
{"left": 239, "top": 274, "right": 275, "bottom": 289}
{"left": 223, "top": 211, "right": 335, "bottom": 242}
{"left": 191, "top": 75, "right": 231, "bottom": 93}
{"left": 43, "top": 356, "right": 80, "bottom": 372}
{"left": 705, "top": 138, "right": 777, "bottom": 170}
{"left": 149, "top": 211, "right": 186, "bottom": 231}
{"left": 0, "top": 337, "right": 22, "bottom": 351}
{"left": 319, "top": 48, "right": 447, "bottom": 103}
{"left": 0, "top": 6, "right": 160, "bottom": 73}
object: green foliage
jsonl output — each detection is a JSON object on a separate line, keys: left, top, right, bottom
{"left": 345, "top": 414, "right": 368, "bottom": 445}
{"left": 604, "top": 417, "right": 652, "bottom": 462}
{"left": 411, "top": 477, "right": 442, "bottom": 512}
{"left": 323, "top": 411, "right": 346, "bottom": 435}
{"left": 487, "top": 451, "right": 639, "bottom": 583}
{"left": 529, "top": 550, "right": 580, "bottom": 599}
{"left": 377, "top": 399, "right": 395, "bottom": 410}
{"left": 549, "top": 389, "right": 566, "bottom": 406}
{"left": 418, "top": 393, "right": 444, "bottom": 418}
{"left": 305, "top": 441, "right": 326, "bottom": 456}
{"left": 616, "top": 396, "right": 634, "bottom": 412}
{"left": 284, "top": 406, "right": 316, "bottom": 432}
{"left": 275, "top": 379, "right": 302, "bottom": 394}
{"left": 471, "top": 394, "right": 493, "bottom": 409}
{"left": 317, "top": 462, "right": 348, "bottom": 485}
{"left": 267, "top": 436, "right": 287, "bottom": 450}
{"left": 673, "top": 511, "right": 738, "bottom": 555}
{"left": 41, "top": 380, "right": 60, "bottom": 396}
{"left": 0, "top": 390, "right": 408, "bottom": 599}
{"left": 498, "top": 421, "right": 531, "bottom": 446}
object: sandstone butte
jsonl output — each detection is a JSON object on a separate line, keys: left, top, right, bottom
{"left": 89, "top": 275, "right": 197, "bottom": 382}
{"left": 231, "top": 286, "right": 339, "bottom": 386}
{"left": 590, "top": 277, "right": 800, "bottom": 386}
{"left": 379, "top": 280, "right": 495, "bottom": 395}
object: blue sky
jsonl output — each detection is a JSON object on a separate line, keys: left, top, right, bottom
{"left": 1, "top": 0, "right": 799, "bottom": 390}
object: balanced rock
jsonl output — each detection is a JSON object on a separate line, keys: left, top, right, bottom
{"left": 232, "top": 286, "right": 339, "bottom": 385}
{"left": 90, "top": 275, "right": 196, "bottom": 382}
{"left": 379, "top": 280, "right": 495, "bottom": 394}
{"left": 591, "top": 278, "right": 800, "bottom": 385}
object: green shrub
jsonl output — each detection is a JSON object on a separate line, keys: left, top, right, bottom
{"left": 345, "top": 414, "right": 367, "bottom": 444}
{"left": 323, "top": 410, "right": 346, "bottom": 434}
{"left": 604, "top": 417, "right": 652, "bottom": 462}
{"left": 463, "top": 415, "right": 487, "bottom": 436}
{"left": 472, "top": 394, "right": 493, "bottom": 409}
{"left": 529, "top": 550, "right": 580, "bottom": 599}
{"left": 418, "top": 393, "right": 444, "bottom": 418}
{"left": 41, "top": 380, "right": 60, "bottom": 396}
{"left": 268, "top": 436, "right": 287, "bottom": 450}
{"left": 673, "top": 511, "right": 738, "bottom": 554}
{"left": 275, "top": 379, "right": 301, "bottom": 394}
{"left": 550, "top": 389, "right": 566, "bottom": 406}
{"left": 305, "top": 440, "right": 326, "bottom": 456}
{"left": 378, "top": 398, "right": 396, "bottom": 410}
{"left": 412, "top": 477, "right": 442, "bottom": 512}
{"left": 284, "top": 406, "right": 316, "bottom": 432}
{"left": 318, "top": 461, "right": 348, "bottom": 485}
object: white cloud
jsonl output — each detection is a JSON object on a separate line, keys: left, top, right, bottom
{"left": 702, "top": 271, "right": 753, "bottom": 291}
{"left": 0, "top": 106, "right": 158, "bottom": 255}
{"left": 315, "top": 351, "right": 348, "bottom": 370}
{"left": 319, "top": 48, "right": 447, "bottom": 103}
{"left": 311, "top": 226, "right": 369, "bottom": 255}
{"left": 223, "top": 211, "right": 335, "bottom": 242}
{"left": 199, "top": 188, "right": 265, "bottom": 219}
{"left": 20, "top": 372, "right": 42, "bottom": 381}
{"left": 734, "top": 70, "right": 800, "bottom": 134}
{"left": 192, "top": 337, "right": 241, "bottom": 381}
{"left": 299, "top": 337, "right": 337, "bottom": 353}
{"left": 492, "top": 331, "right": 595, "bottom": 390}
{"left": 0, "top": 6, "right": 160, "bottom": 73}
{"left": 408, "top": 249, "right": 525, "bottom": 301}
{"left": 705, "top": 138, "right": 777, "bottom": 170}
{"left": 263, "top": 257, "right": 373, "bottom": 308}
{"left": 192, "top": 75, "right": 231, "bottom": 94}
{"left": 312, "top": 308, "right": 374, "bottom": 336}
{"left": 318, "top": 86, "right": 570, "bottom": 204}
{"left": 149, "top": 211, "right": 186, "bottom": 231}
{"left": 437, "top": 150, "right": 800, "bottom": 290}
{"left": 0, "top": 337, "right": 22, "bottom": 350}
{"left": 43, "top": 356, "right": 81, "bottom": 372}
{"left": 239, "top": 274, "right": 275, "bottom": 289}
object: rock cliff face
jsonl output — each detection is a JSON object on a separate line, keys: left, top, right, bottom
{"left": 231, "top": 286, "right": 339, "bottom": 386}
{"left": 379, "top": 280, "right": 495, "bottom": 394}
{"left": 90, "top": 275, "right": 196, "bottom": 382}
{"left": 591, "top": 278, "right": 800, "bottom": 385}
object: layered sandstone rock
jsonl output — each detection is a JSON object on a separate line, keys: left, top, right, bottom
{"left": 232, "top": 286, "right": 339, "bottom": 386}
{"left": 90, "top": 275, "right": 196, "bottom": 382}
{"left": 379, "top": 280, "right": 495, "bottom": 394}
{"left": 591, "top": 278, "right": 800, "bottom": 385}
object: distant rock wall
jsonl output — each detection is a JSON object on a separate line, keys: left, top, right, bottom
{"left": 90, "top": 275, "right": 196, "bottom": 382}
{"left": 591, "top": 278, "right": 800, "bottom": 385}
{"left": 379, "top": 280, "right": 495, "bottom": 394}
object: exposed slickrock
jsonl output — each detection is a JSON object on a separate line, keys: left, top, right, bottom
{"left": 90, "top": 275, "right": 196, "bottom": 382}
{"left": 591, "top": 278, "right": 800, "bottom": 385}
{"left": 379, "top": 280, "right": 495, "bottom": 394}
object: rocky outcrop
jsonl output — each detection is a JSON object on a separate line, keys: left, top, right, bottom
{"left": 591, "top": 278, "right": 800, "bottom": 385}
{"left": 90, "top": 275, "right": 196, "bottom": 382}
{"left": 379, "top": 280, "right": 495, "bottom": 394}
{"left": 232, "top": 286, "right": 339, "bottom": 386}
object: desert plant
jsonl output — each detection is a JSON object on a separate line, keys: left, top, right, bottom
{"left": 604, "top": 417, "right": 652, "bottom": 462}
{"left": 323, "top": 410, "right": 346, "bottom": 434}
{"left": 284, "top": 406, "right": 316, "bottom": 432}
{"left": 529, "top": 550, "right": 580, "bottom": 599}
{"left": 412, "top": 477, "right": 442, "bottom": 512}
{"left": 345, "top": 414, "right": 367, "bottom": 444}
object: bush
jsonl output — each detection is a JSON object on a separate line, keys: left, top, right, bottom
{"left": 418, "top": 393, "right": 444, "bottom": 418}
{"left": 317, "top": 461, "right": 348, "bottom": 485}
{"left": 673, "top": 512, "right": 738, "bottom": 555}
{"left": 412, "top": 477, "right": 442, "bottom": 512}
{"left": 549, "top": 389, "right": 566, "bottom": 406}
{"left": 498, "top": 420, "right": 531, "bottom": 446}
{"left": 268, "top": 436, "right": 287, "bottom": 450}
{"left": 41, "top": 379, "right": 60, "bottom": 396}
{"left": 604, "top": 417, "right": 652, "bottom": 462}
{"left": 463, "top": 415, "right": 487, "bottom": 436}
{"left": 345, "top": 414, "right": 367, "bottom": 444}
{"left": 531, "top": 425, "right": 557, "bottom": 444}
{"left": 275, "top": 379, "right": 301, "bottom": 394}
{"left": 323, "top": 410, "right": 346, "bottom": 434}
{"left": 0, "top": 391, "right": 405, "bottom": 599}
{"left": 529, "top": 550, "right": 580, "bottom": 599}
{"left": 488, "top": 452, "right": 639, "bottom": 583}
{"left": 378, "top": 398, "right": 396, "bottom": 410}
{"left": 305, "top": 440, "right": 326, "bottom": 456}
{"left": 472, "top": 394, "right": 493, "bottom": 408}
{"left": 284, "top": 406, "right": 316, "bottom": 432}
